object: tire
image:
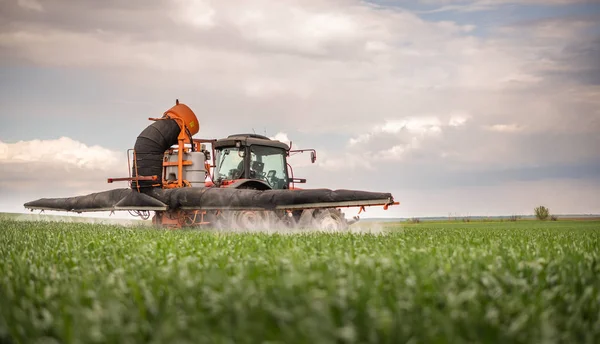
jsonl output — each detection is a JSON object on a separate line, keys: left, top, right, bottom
{"left": 233, "top": 210, "right": 264, "bottom": 231}
{"left": 313, "top": 209, "right": 348, "bottom": 231}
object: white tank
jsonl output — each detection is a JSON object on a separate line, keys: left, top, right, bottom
{"left": 184, "top": 151, "right": 207, "bottom": 187}
{"left": 164, "top": 151, "right": 206, "bottom": 187}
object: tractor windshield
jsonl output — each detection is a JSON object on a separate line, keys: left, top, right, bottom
{"left": 249, "top": 145, "right": 288, "bottom": 189}
{"left": 215, "top": 147, "right": 245, "bottom": 181}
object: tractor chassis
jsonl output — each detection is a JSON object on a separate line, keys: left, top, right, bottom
{"left": 152, "top": 208, "right": 353, "bottom": 231}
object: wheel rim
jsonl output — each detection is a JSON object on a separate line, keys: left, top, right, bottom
{"left": 236, "top": 211, "right": 262, "bottom": 230}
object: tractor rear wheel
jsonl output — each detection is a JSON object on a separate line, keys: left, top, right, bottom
{"left": 313, "top": 209, "right": 348, "bottom": 231}
{"left": 233, "top": 211, "right": 264, "bottom": 230}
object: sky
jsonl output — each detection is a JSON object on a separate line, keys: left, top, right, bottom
{"left": 1, "top": 0, "right": 599, "bottom": 219}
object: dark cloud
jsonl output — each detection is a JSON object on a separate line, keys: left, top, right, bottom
{"left": 0, "top": 0, "right": 167, "bottom": 32}
{"left": 550, "top": 36, "right": 600, "bottom": 85}
{"left": 497, "top": 13, "right": 600, "bottom": 85}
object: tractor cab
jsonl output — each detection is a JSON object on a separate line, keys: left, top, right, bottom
{"left": 213, "top": 134, "right": 292, "bottom": 189}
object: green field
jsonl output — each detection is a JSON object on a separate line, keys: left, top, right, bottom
{"left": 1, "top": 220, "right": 599, "bottom": 343}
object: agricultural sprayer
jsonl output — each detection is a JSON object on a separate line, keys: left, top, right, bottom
{"left": 24, "top": 101, "right": 399, "bottom": 229}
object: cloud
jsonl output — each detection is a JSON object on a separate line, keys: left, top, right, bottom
{"left": 0, "top": 137, "right": 121, "bottom": 170}
{"left": 171, "top": 0, "right": 216, "bottom": 28}
{"left": 342, "top": 114, "right": 467, "bottom": 163}
{"left": 449, "top": 114, "right": 469, "bottom": 127}
{"left": 17, "top": 0, "right": 43, "bottom": 12}
{"left": 0, "top": 138, "right": 126, "bottom": 198}
{"left": 0, "top": 137, "right": 140, "bottom": 217}
{"left": 231, "top": 3, "right": 360, "bottom": 55}
{"left": 416, "top": 0, "right": 597, "bottom": 13}
{"left": 484, "top": 124, "right": 522, "bottom": 133}
{"left": 269, "top": 132, "right": 291, "bottom": 146}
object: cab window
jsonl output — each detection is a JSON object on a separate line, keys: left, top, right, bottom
{"left": 250, "top": 146, "right": 288, "bottom": 189}
{"left": 215, "top": 147, "right": 244, "bottom": 180}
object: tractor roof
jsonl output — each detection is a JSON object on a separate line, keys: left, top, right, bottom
{"left": 214, "top": 133, "right": 290, "bottom": 150}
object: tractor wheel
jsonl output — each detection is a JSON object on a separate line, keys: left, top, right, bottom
{"left": 233, "top": 211, "right": 264, "bottom": 231}
{"left": 313, "top": 209, "right": 348, "bottom": 231}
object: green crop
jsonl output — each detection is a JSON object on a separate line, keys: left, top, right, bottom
{"left": 1, "top": 220, "right": 599, "bottom": 343}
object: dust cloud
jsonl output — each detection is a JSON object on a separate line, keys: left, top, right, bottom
{"left": 1, "top": 212, "right": 390, "bottom": 235}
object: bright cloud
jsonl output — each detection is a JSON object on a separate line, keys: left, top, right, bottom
{"left": 380, "top": 117, "right": 443, "bottom": 134}
{"left": 344, "top": 115, "right": 468, "bottom": 163}
{"left": 0, "top": 138, "right": 127, "bottom": 214}
{"left": 269, "top": 132, "right": 291, "bottom": 146}
{"left": 0, "top": 137, "right": 121, "bottom": 170}
{"left": 172, "top": 0, "right": 216, "bottom": 28}
{"left": 485, "top": 124, "right": 523, "bottom": 133}
{"left": 449, "top": 114, "right": 469, "bottom": 127}
{"left": 17, "top": 0, "right": 43, "bottom": 12}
